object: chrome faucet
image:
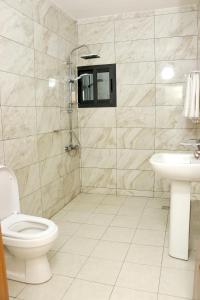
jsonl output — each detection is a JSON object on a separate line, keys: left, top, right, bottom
{"left": 194, "top": 143, "right": 200, "bottom": 159}
{"left": 181, "top": 139, "right": 200, "bottom": 159}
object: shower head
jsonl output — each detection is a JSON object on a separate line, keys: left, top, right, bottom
{"left": 81, "top": 53, "right": 100, "bottom": 60}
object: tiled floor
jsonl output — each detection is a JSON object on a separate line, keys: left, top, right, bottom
{"left": 9, "top": 193, "right": 195, "bottom": 300}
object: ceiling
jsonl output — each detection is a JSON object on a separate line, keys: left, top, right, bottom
{"left": 52, "top": 0, "right": 197, "bottom": 19}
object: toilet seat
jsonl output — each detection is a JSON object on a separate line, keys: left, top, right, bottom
{"left": 1, "top": 213, "right": 58, "bottom": 248}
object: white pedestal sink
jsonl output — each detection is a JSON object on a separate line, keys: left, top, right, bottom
{"left": 150, "top": 153, "right": 200, "bottom": 260}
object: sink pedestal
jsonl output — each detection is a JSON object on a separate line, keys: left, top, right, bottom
{"left": 169, "top": 181, "right": 191, "bottom": 260}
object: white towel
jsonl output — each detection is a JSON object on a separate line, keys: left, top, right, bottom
{"left": 184, "top": 73, "right": 200, "bottom": 121}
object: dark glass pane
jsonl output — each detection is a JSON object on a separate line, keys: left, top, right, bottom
{"left": 97, "top": 72, "right": 110, "bottom": 100}
{"left": 82, "top": 74, "right": 94, "bottom": 101}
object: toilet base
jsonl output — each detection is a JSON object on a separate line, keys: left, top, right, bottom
{"left": 6, "top": 251, "right": 52, "bottom": 284}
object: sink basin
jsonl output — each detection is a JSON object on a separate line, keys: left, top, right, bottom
{"left": 150, "top": 152, "right": 200, "bottom": 181}
{"left": 150, "top": 152, "right": 200, "bottom": 261}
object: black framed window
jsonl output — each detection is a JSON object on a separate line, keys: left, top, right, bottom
{"left": 78, "top": 64, "right": 116, "bottom": 108}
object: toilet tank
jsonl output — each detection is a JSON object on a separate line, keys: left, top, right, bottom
{"left": 0, "top": 166, "right": 20, "bottom": 221}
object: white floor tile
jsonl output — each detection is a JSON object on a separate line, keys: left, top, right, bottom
{"left": 86, "top": 213, "right": 114, "bottom": 226}
{"left": 126, "top": 244, "right": 163, "bottom": 266}
{"left": 18, "top": 275, "right": 72, "bottom": 300}
{"left": 162, "top": 248, "right": 195, "bottom": 271}
{"left": 146, "top": 198, "right": 170, "bottom": 209}
{"left": 54, "top": 221, "right": 80, "bottom": 235}
{"left": 8, "top": 280, "right": 25, "bottom": 298}
{"left": 75, "top": 224, "right": 107, "bottom": 239}
{"left": 101, "top": 195, "right": 126, "bottom": 206}
{"left": 60, "top": 236, "right": 98, "bottom": 256}
{"left": 91, "top": 240, "right": 129, "bottom": 261}
{"left": 123, "top": 197, "right": 148, "bottom": 208}
{"left": 117, "top": 205, "right": 144, "bottom": 217}
{"left": 51, "top": 235, "right": 71, "bottom": 251}
{"left": 111, "top": 215, "right": 139, "bottom": 228}
{"left": 95, "top": 204, "right": 120, "bottom": 215}
{"left": 102, "top": 226, "right": 135, "bottom": 243}
{"left": 65, "top": 211, "right": 91, "bottom": 223}
{"left": 51, "top": 252, "right": 87, "bottom": 277}
{"left": 117, "top": 262, "right": 160, "bottom": 293}
{"left": 133, "top": 229, "right": 165, "bottom": 246}
{"left": 159, "top": 267, "right": 194, "bottom": 299}
{"left": 138, "top": 213, "right": 167, "bottom": 231}
{"left": 110, "top": 286, "right": 157, "bottom": 300}
{"left": 62, "top": 279, "right": 112, "bottom": 300}
{"left": 72, "top": 193, "right": 104, "bottom": 204}
{"left": 77, "top": 257, "right": 122, "bottom": 285}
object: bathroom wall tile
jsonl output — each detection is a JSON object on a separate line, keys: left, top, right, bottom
{"left": 117, "top": 62, "right": 155, "bottom": 85}
{"left": 4, "top": 136, "right": 38, "bottom": 170}
{"left": 155, "top": 36, "right": 197, "bottom": 61}
{"left": 117, "top": 149, "right": 153, "bottom": 170}
{"left": 35, "top": 51, "right": 58, "bottom": 80}
{"left": 3, "top": 0, "right": 33, "bottom": 18}
{"left": 117, "top": 84, "right": 155, "bottom": 107}
{"left": 78, "top": 43, "right": 115, "bottom": 66}
{"left": 36, "top": 107, "right": 60, "bottom": 133}
{"left": 58, "top": 10, "right": 77, "bottom": 42}
{"left": 156, "top": 83, "right": 184, "bottom": 106}
{"left": 154, "top": 174, "right": 170, "bottom": 192}
{"left": 117, "top": 170, "right": 154, "bottom": 191}
{"left": 155, "top": 128, "right": 200, "bottom": 150}
{"left": 80, "top": 128, "right": 116, "bottom": 148}
{"left": 20, "top": 189, "right": 43, "bottom": 217}
{"left": 78, "top": 21, "right": 114, "bottom": 44}
{"left": 58, "top": 37, "right": 74, "bottom": 62}
{"left": 155, "top": 12, "right": 198, "bottom": 38}
{"left": 156, "top": 106, "right": 195, "bottom": 129}
{"left": 115, "top": 16, "right": 154, "bottom": 41}
{"left": 35, "top": 78, "right": 60, "bottom": 107}
{"left": 37, "top": 131, "right": 62, "bottom": 161}
{"left": 82, "top": 168, "right": 116, "bottom": 188}
{"left": 116, "top": 39, "right": 154, "bottom": 63}
{"left": 0, "top": 141, "right": 4, "bottom": 164}
{"left": 79, "top": 108, "right": 116, "bottom": 128}
{"left": 82, "top": 148, "right": 116, "bottom": 168}
{"left": 39, "top": 154, "right": 64, "bottom": 186}
{"left": 63, "top": 152, "right": 80, "bottom": 174}
{"left": 41, "top": 177, "right": 65, "bottom": 213}
{"left": 63, "top": 169, "right": 81, "bottom": 204}
{"left": 0, "top": 37, "right": 34, "bottom": 76}
{"left": 15, "top": 163, "right": 40, "bottom": 198}
{"left": 117, "top": 107, "right": 155, "bottom": 128}
{"left": 34, "top": 23, "right": 58, "bottom": 58}
{"left": 0, "top": 72, "right": 35, "bottom": 106}
{"left": 2, "top": 107, "right": 36, "bottom": 139}
{"left": 155, "top": 4, "right": 197, "bottom": 15}
{"left": 0, "top": 1, "right": 34, "bottom": 47}
{"left": 117, "top": 128, "right": 154, "bottom": 150}
{"left": 33, "top": 0, "right": 59, "bottom": 33}
{"left": 156, "top": 60, "right": 197, "bottom": 84}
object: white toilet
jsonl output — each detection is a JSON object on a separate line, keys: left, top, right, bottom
{"left": 0, "top": 165, "right": 58, "bottom": 284}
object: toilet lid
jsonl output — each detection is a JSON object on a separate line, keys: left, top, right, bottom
{"left": 0, "top": 165, "right": 20, "bottom": 221}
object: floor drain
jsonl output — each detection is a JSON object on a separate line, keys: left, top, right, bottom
{"left": 162, "top": 205, "right": 170, "bottom": 210}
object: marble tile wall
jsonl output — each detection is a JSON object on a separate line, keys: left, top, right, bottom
{"left": 0, "top": 0, "right": 80, "bottom": 218}
{"left": 78, "top": 4, "right": 200, "bottom": 198}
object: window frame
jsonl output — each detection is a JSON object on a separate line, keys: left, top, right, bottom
{"left": 78, "top": 64, "right": 116, "bottom": 108}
